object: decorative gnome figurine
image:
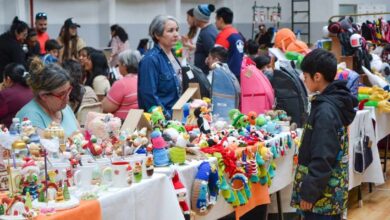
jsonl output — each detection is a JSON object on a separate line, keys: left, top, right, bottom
{"left": 150, "top": 131, "right": 170, "bottom": 167}
{"left": 172, "top": 171, "right": 190, "bottom": 220}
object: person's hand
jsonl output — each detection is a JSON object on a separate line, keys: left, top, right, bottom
{"left": 300, "top": 199, "right": 313, "bottom": 211}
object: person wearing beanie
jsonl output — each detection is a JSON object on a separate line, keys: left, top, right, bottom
{"left": 193, "top": 4, "right": 218, "bottom": 75}
{"left": 215, "top": 7, "right": 245, "bottom": 80}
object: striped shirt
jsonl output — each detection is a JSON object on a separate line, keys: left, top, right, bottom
{"left": 106, "top": 74, "right": 138, "bottom": 119}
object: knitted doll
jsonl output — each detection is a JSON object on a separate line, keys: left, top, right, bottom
{"left": 169, "top": 135, "right": 187, "bottom": 164}
{"left": 171, "top": 171, "right": 190, "bottom": 220}
{"left": 150, "top": 131, "right": 170, "bottom": 167}
{"left": 194, "top": 107, "right": 211, "bottom": 134}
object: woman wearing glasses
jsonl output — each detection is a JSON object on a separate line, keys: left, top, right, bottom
{"left": 16, "top": 57, "right": 79, "bottom": 137}
{"left": 0, "top": 16, "right": 29, "bottom": 82}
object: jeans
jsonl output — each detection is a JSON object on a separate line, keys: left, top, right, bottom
{"left": 303, "top": 212, "right": 342, "bottom": 220}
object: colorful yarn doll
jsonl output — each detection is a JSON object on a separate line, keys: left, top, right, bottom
{"left": 151, "top": 131, "right": 170, "bottom": 167}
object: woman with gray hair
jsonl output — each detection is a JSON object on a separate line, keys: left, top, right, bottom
{"left": 16, "top": 57, "right": 79, "bottom": 137}
{"left": 138, "top": 15, "right": 181, "bottom": 119}
{"left": 102, "top": 49, "right": 140, "bottom": 120}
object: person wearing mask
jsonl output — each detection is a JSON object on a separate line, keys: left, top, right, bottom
{"left": 215, "top": 7, "right": 245, "bottom": 80}
{"left": 138, "top": 15, "right": 181, "bottom": 119}
{"left": 102, "top": 50, "right": 140, "bottom": 120}
{"left": 193, "top": 4, "right": 218, "bottom": 75}
{"left": 0, "top": 63, "right": 33, "bottom": 127}
{"left": 57, "top": 18, "right": 86, "bottom": 62}
{"left": 35, "top": 12, "right": 50, "bottom": 55}
{"left": 109, "top": 25, "right": 130, "bottom": 67}
{"left": 181, "top": 8, "right": 199, "bottom": 65}
{"left": 0, "top": 16, "right": 28, "bottom": 82}
{"left": 16, "top": 57, "right": 79, "bottom": 137}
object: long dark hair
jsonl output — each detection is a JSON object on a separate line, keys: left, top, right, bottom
{"left": 60, "top": 26, "right": 79, "bottom": 61}
{"left": 62, "top": 60, "right": 84, "bottom": 112}
{"left": 186, "top": 9, "right": 197, "bottom": 39}
{"left": 84, "top": 51, "right": 110, "bottom": 87}
{"left": 112, "top": 25, "right": 128, "bottom": 43}
{"left": 9, "top": 16, "right": 28, "bottom": 38}
{"left": 3, "top": 63, "right": 28, "bottom": 87}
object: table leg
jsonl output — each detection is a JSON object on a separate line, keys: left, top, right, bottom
{"left": 276, "top": 191, "right": 284, "bottom": 220}
{"left": 358, "top": 185, "right": 363, "bottom": 208}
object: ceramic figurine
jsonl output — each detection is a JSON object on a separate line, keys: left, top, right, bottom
{"left": 133, "top": 161, "right": 142, "bottom": 183}
{"left": 145, "top": 156, "right": 154, "bottom": 177}
{"left": 20, "top": 158, "right": 40, "bottom": 199}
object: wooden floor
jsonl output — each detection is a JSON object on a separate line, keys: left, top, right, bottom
{"left": 348, "top": 163, "right": 390, "bottom": 220}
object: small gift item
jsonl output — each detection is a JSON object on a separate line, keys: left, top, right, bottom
{"left": 133, "top": 161, "right": 143, "bottom": 183}
{"left": 145, "top": 156, "right": 154, "bottom": 177}
{"left": 20, "top": 157, "right": 40, "bottom": 199}
{"left": 229, "top": 171, "right": 251, "bottom": 207}
{"left": 171, "top": 170, "right": 190, "bottom": 220}
{"left": 43, "top": 122, "right": 66, "bottom": 152}
{"left": 194, "top": 107, "right": 211, "bottom": 134}
{"left": 169, "top": 135, "right": 187, "bottom": 165}
{"left": 151, "top": 131, "right": 170, "bottom": 167}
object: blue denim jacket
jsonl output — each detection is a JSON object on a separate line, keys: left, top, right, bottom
{"left": 138, "top": 44, "right": 181, "bottom": 119}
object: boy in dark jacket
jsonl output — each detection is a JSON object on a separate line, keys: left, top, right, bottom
{"left": 290, "top": 49, "right": 358, "bottom": 219}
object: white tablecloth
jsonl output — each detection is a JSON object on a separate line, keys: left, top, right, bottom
{"left": 348, "top": 109, "right": 385, "bottom": 189}
{"left": 366, "top": 107, "right": 390, "bottom": 143}
{"left": 98, "top": 173, "right": 184, "bottom": 220}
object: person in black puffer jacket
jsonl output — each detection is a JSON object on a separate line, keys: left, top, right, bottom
{"left": 291, "top": 49, "right": 358, "bottom": 220}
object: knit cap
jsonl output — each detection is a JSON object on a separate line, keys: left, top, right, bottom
{"left": 194, "top": 4, "right": 215, "bottom": 22}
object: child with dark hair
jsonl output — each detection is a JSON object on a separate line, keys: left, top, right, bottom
{"left": 0, "top": 63, "right": 33, "bottom": 127}
{"left": 245, "top": 39, "right": 259, "bottom": 59}
{"left": 42, "top": 39, "right": 63, "bottom": 65}
{"left": 253, "top": 55, "right": 273, "bottom": 80}
{"left": 291, "top": 49, "right": 357, "bottom": 220}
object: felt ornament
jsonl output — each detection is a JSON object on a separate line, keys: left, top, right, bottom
{"left": 171, "top": 170, "right": 190, "bottom": 220}
{"left": 133, "top": 161, "right": 143, "bottom": 183}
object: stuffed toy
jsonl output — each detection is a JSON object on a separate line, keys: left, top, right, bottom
{"left": 85, "top": 112, "right": 121, "bottom": 141}
{"left": 169, "top": 135, "right": 187, "bottom": 164}
{"left": 191, "top": 161, "right": 218, "bottom": 215}
{"left": 171, "top": 171, "right": 190, "bottom": 220}
{"left": 229, "top": 170, "right": 251, "bottom": 207}
{"left": 150, "top": 131, "right": 170, "bottom": 167}
{"left": 194, "top": 107, "right": 211, "bottom": 134}
{"left": 133, "top": 161, "right": 142, "bottom": 183}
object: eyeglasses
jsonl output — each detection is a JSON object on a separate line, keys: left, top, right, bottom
{"left": 45, "top": 86, "right": 73, "bottom": 100}
{"left": 36, "top": 12, "right": 47, "bottom": 20}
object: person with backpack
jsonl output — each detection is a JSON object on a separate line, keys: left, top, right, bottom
{"left": 290, "top": 49, "right": 357, "bottom": 220}
{"left": 215, "top": 7, "right": 245, "bottom": 80}
{"left": 206, "top": 47, "right": 240, "bottom": 120}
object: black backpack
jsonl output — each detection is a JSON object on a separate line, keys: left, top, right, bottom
{"left": 271, "top": 61, "right": 308, "bottom": 127}
{"left": 182, "top": 64, "right": 211, "bottom": 98}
